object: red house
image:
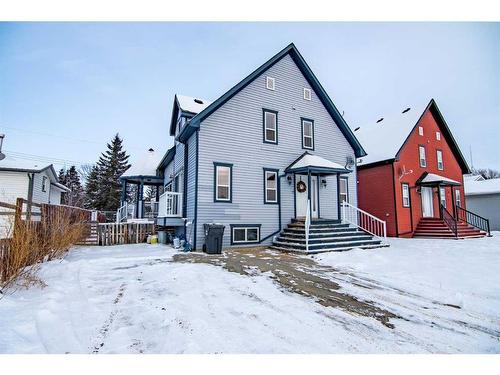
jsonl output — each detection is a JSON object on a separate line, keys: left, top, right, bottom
{"left": 355, "top": 99, "right": 489, "bottom": 238}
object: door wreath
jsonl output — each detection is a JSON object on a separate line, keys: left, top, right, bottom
{"left": 296, "top": 181, "right": 307, "bottom": 193}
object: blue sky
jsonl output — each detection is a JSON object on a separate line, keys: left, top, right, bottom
{"left": 0, "top": 22, "right": 498, "bottom": 170}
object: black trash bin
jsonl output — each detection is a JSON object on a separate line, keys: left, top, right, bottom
{"left": 203, "top": 223, "right": 225, "bottom": 254}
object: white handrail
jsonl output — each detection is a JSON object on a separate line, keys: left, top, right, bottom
{"left": 305, "top": 199, "right": 311, "bottom": 252}
{"left": 158, "top": 191, "right": 183, "bottom": 218}
{"left": 341, "top": 201, "right": 387, "bottom": 241}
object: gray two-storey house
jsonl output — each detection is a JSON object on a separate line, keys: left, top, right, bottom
{"left": 121, "top": 43, "right": 387, "bottom": 253}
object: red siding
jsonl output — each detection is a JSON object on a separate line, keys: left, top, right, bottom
{"left": 358, "top": 107, "right": 466, "bottom": 237}
{"left": 357, "top": 163, "right": 397, "bottom": 236}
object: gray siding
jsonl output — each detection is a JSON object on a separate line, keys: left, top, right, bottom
{"left": 195, "top": 54, "right": 357, "bottom": 249}
{"left": 185, "top": 132, "right": 197, "bottom": 243}
{"left": 465, "top": 194, "right": 500, "bottom": 231}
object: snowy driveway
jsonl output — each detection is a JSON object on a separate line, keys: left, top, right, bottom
{"left": 0, "top": 236, "right": 499, "bottom": 353}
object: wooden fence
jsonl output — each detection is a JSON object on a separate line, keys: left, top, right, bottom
{"left": 97, "top": 222, "right": 156, "bottom": 246}
{"left": 0, "top": 198, "right": 94, "bottom": 284}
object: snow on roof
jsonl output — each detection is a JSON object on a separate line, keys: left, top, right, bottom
{"left": 463, "top": 174, "right": 485, "bottom": 182}
{"left": 288, "top": 153, "right": 346, "bottom": 171}
{"left": 420, "top": 173, "right": 460, "bottom": 185}
{"left": 465, "top": 178, "right": 500, "bottom": 196}
{"left": 176, "top": 95, "right": 212, "bottom": 115}
{"left": 122, "top": 148, "right": 162, "bottom": 177}
{"left": 354, "top": 100, "right": 431, "bottom": 166}
{"left": 0, "top": 155, "right": 52, "bottom": 172}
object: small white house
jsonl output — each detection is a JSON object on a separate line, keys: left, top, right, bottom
{"left": 465, "top": 178, "right": 500, "bottom": 231}
{"left": 0, "top": 156, "right": 70, "bottom": 237}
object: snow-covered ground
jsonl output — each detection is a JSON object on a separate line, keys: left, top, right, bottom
{"left": 0, "top": 235, "right": 499, "bottom": 354}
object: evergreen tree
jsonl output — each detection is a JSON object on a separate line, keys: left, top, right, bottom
{"left": 65, "top": 166, "right": 84, "bottom": 206}
{"left": 84, "top": 165, "right": 101, "bottom": 209}
{"left": 94, "top": 134, "right": 130, "bottom": 211}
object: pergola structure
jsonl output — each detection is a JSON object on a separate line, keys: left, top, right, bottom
{"left": 119, "top": 149, "right": 163, "bottom": 221}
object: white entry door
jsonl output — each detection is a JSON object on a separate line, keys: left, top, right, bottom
{"left": 296, "top": 175, "right": 319, "bottom": 219}
{"left": 421, "top": 187, "right": 434, "bottom": 217}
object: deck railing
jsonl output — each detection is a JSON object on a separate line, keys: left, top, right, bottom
{"left": 341, "top": 201, "right": 387, "bottom": 241}
{"left": 116, "top": 202, "right": 135, "bottom": 223}
{"left": 158, "top": 192, "right": 183, "bottom": 218}
{"left": 455, "top": 205, "right": 491, "bottom": 236}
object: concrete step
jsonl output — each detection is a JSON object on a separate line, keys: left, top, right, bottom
{"left": 276, "top": 234, "right": 374, "bottom": 244}
{"left": 273, "top": 238, "right": 382, "bottom": 251}
{"left": 281, "top": 230, "right": 365, "bottom": 239}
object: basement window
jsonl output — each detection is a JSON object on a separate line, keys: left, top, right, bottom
{"left": 231, "top": 225, "right": 260, "bottom": 244}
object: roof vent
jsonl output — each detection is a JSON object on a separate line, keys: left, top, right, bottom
{"left": 194, "top": 98, "right": 204, "bottom": 104}
{"left": 402, "top": 107, "right": 411, "bottom": 114}
{"left": 148, "top": 148, "right": 154, "bottom": 152}
{"left": 376, "top": 118, "right": 384, "bottom": 123}
{"left": 354, "top": 127, "right": 360, "bottom": 132}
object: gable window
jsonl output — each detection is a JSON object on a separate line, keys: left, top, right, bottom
{"left": 301, "top": 118, "right": 314, "bottom": 150}
{"left": 455, "top": 189, "right": 461, "bottom": 207}
{"left": 42, "top": 176, "right": 47, "bottom": 192}
{"left": 436, "top": 150, "right": 444, "bottom": 170}
{"left": 264, "top": 169, "right": 278, "bottom": 204}
{"left": 303, "top": 88, "right": 312, "bottom": 101}
{"left": 339, "top": 177, "right": 349, "bottom": 203}
{"left": 266, "top": 76, "right": 275, "bottom": 91}
{"left": 440, "top": 187, "right": 446, "bottom": 208}
{"left": 418, "top": 126, "right": 424, "bottom": 136}
{"left": 263, "top": 109, "right": 278, "bottom": 144}
{"left": 419, "top": 145, "right": 427, "bottom": 167}
{"left": 231, "top": 225, "right": 261, "bottom": 244}
{"left": 436, "top": 131, "right": 441, "bottom": 140}
{"left": 402, "top": 183, "right": 410, "bottom": 207}
{"left": 214, "top": 163, "right": 232, "bottom": 202}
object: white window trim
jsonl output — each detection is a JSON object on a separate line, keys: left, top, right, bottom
{"left": 264, "top": 110, "right": 277, "bottom": 143}
{"left": 302, "top": 119, "right": 314, "bottom": 150}
{"left": 303, "top": 88, "right": 312, "bottom": 101}
{"left": 42, "top": 176, "right": 47, "bottom": 192}
{"left": 419, "top": 146, "right": 427, "bottom": 167}
{"left": 455, "top": 189, "right": 461, "bottom": 207}
{"left": 339, "top": 177, "right": 349, "bottom": 203}
{"left": 440, "top": 187, "right": 446, "bottom": 208}
{"left": 215, "top": 165, "right": 231, "bottom": 201}
{"left": 418, "top": 126, "right": 424, "bottom": 136}
{"left": 436, "top": 131, "right": 441, "bottom": 140}
{"left": 437, "top": 150, "right": 444, "bottom": 170}
{"left": 402, "top": 183, "right": 410, "bottom": 207}
{"left": 265, "top": 170, "right": 278, "bottom": 203}
{"left": 266, "top": 76, "right": 275, "bottom": 91}
{"left": 232, "top": 227, "right": 260, "bottom": 244}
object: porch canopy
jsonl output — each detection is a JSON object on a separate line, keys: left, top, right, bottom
{"left": 120, "top": 148, "right": 163, "bottom": 185}
{"left": 285, "top": 152, "right": 351, "bottom": 175}
{"left": 416, "top": 172, "right": 461, "bottom": 187}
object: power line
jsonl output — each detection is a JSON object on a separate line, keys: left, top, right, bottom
{"left": 4, "top": 149, "right": 93, "bottom": 166}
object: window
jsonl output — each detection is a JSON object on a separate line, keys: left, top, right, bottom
{"left": 264, "top": 169, "right": 278, "bottom": 204}
{"left": 436, "top": 150, "right": 444, "bottom": 170}
{"left": 266, "top": 76, "right": 275, "bottom": 90}
{"left": 231, "top": 225, "right": 261, "bottom": 244}
{"left": 418, "top": 126, "right": 424, "bottom": 136}
{"left": 42, "top": 176, "right": 47, "bottom": 192}
{"left": 440, "top": 187, "right": 446, "bottom": 208}
{"left": 303, "top": 88, "right": 312, "bottom": 101}
{"left": 339, "top": 177, "right": 349, "bottom": 203}
{"left": 402, "top": 183, "right": 410, "bottom": 207}
{"left": 301, "top": 118, "right": 314, "bottom": 150}
{"left": 214, "top": 163, "right": 232, "bottom": 202}
{"left": 436, "top": 131, "right": 441, "bottom": 140}
{"left": 419, "top": 145, "right": 427, "bottom": 167}
{"left": 263, "top": 109, "right": 278, "bottom": 144}
{"left": 455, "top": 189, "right": 461, "bottom": 207}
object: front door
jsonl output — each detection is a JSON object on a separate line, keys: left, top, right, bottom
{"left": 421, "top": 187, "right": 434, "bottom": 217}
{"left": 296, "top": 175, "right": 319, "bottom": 219}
